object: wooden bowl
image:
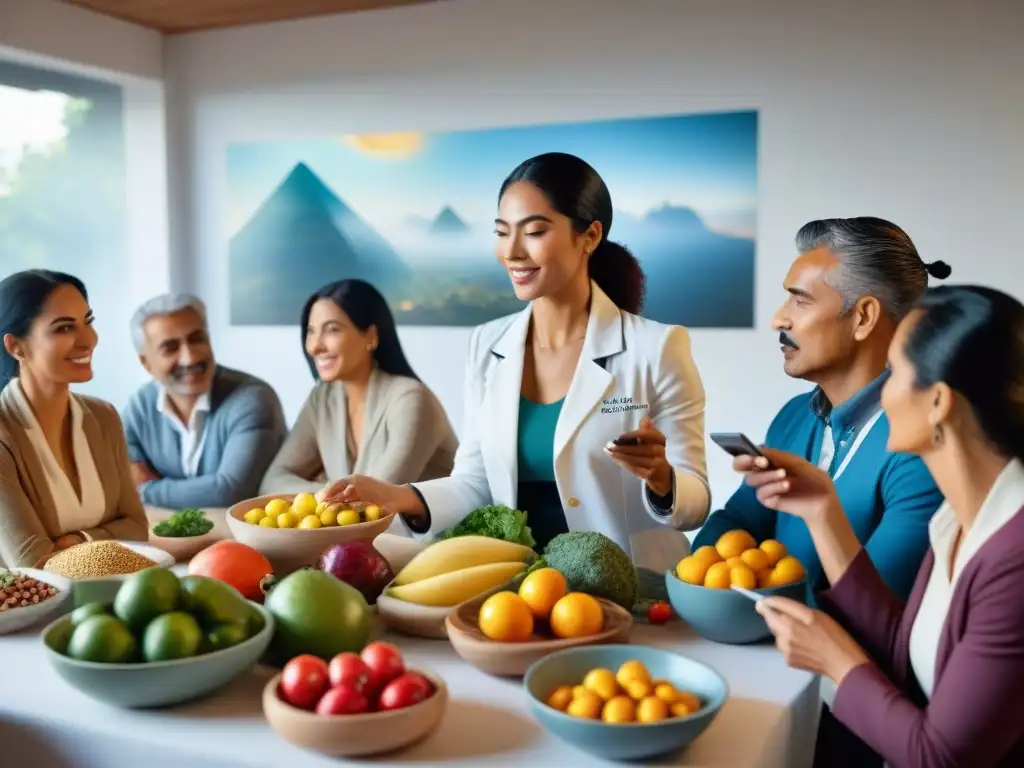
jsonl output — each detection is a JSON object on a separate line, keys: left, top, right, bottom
{"left": 262, "top": 668, "right": 447, "bottom": 757}
{"left": 147, "top": 530, "right": 219, "bottom": 563}
{"left": 445, "top": 593, "right": 634, "bottom": 677}
{"left": 376, "top": 577, "right": 507, "bottom": 639}
{"left": 226, "top": 494, "right": 396, "bottom": 576}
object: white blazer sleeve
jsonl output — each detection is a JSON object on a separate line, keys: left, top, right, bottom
{"left": 405, "top": 325, "right": 492, "bottom": 538}
{"left": 641, "top": 325, "right": 710, "bottom": 529}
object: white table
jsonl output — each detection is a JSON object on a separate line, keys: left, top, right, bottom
{"left": 1, "top": 614, "right": 819, "bottom": 767}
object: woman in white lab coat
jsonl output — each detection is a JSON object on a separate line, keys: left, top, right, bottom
{"left": 322, "top": 152, "right": 710, "bottom": 572}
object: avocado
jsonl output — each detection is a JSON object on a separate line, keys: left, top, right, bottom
{"left": 179, "top": 575, "right": 251, "bottom": 629}
{"left": 113, "top": 568, "right": 182, "bottom": 633}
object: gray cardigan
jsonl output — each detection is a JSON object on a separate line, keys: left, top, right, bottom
{"left": 260, "top": 369, "right": 458, "bottom": 495}
{"left": 123, "top": 365, "right": 287, "bottom": 509}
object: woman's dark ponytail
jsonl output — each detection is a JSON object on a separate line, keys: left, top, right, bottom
{"left": 499, "top": 152, "right": 647, "bottom": 315}
{"left": 588, "top": 239, "right": 646, "bottom": 315}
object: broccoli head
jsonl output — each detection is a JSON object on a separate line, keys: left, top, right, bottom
{"left": 538, "top": 531, "right": 639, "bottom": 610}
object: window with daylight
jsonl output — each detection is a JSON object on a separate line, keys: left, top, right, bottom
{"left": 0, "top": 59, "right": 128, "bottom": 401}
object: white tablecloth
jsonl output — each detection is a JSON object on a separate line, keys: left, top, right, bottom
{"left": 1, "top": 614, "right": 819, "bottom": 767}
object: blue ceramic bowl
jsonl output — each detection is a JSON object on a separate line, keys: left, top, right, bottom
{"left": 665, "top": 570, "right": 806, "bottom": 645}
{"left": 42, "top": 603, "right": 274, "bottom": 708}
{"left": 523, "top": 644, "right": 728, "bottom": 761}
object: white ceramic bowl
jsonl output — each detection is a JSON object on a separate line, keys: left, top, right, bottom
{"left": 0, "top": 568, "right": 72, "bottom": 635}
{"left": 226, "top": 494, "right": 396, "bottom": 576}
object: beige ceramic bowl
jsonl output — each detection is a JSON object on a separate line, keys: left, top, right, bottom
{"left": 262, "top": 668, "right": 447, "bottom": 757}
{"left": 445, "top": 594, "right": 634, "bottom": 677}
{"left": 147, "top": 529, "right": 220, "bottom": 563}
{"left": 226, "top": 494, "right": 395, "bottom": 576}
{"left": 376, "top": 577, "right": 508, "bottom": 639}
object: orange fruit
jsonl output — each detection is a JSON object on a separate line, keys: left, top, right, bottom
{"left": 601, "top": 695, "right": 637, "bottom": 723}
{"left": 691, "top": 545, "right": 722, "bottom": 568}
{"left": 615, "top": 659, "right": 652, "bottom": 687}
{"left": 675, "top": 691, "right": 702, "bottom": 712}
{"left": 566, "top": 689, "right": 603, "bottom": 719}
{"left": 767, "top": 555, "right": 805, "bottom": 587}
{"left": 729, "top": 563, "right": 757, "bottom": 589}
{"left": 549, "top": 592, "right": 604, "bottom": 639}
{"left": 757, "top": 569, "right": 773, "bottom": 589}
{"left": 478, "top": 591, "right": 534, "bottom": 642}
{"left": 703, "top": 561, "right": 732, "bottom": 589}
{"left": 726, "top": 555, "right": 745, "bottom": 569}
{"left": 636, "top": 695, "right": 669, "bottom": 723}
{"left": 623, "top": 678, "right": 653, "bottom": 700}
{"left": 582, "top": 668, "right": 619, "bottom": 700}
{"left": 671, "top": 701, "right": 696, "bottom": 718}
{"left": 759, "top": 539, "right": 787, "bottom": 566}
{"left": 740, "top": 548, "right": 771, "bottom": 572}
{"left": 654, "top": 683, "right": 681, "bottom": 703}
{"left": 518, "top": 567, "right": 568, "bottom": 619}
{"left": 546, "top": 685, "right": 574, "bottom": 711}
{"left": 675, "top": 555, "right": 710, "bottom": 586}
{"left": 715, "top": 530, "right": 758, "bottom": 560}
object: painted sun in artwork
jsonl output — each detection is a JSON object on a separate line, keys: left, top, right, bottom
{"left": 343, "top": 132, "right": 424, "bottom": 158}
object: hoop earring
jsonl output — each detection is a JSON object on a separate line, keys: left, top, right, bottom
{"left": 932, "top": 423, "right": 944, "bottom": 447}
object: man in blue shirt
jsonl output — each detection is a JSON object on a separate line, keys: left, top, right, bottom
{"left": 693, "top": 217, "right": 948, "bottom": 766}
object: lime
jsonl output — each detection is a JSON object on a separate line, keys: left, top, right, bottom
{"left": 205, "top": 621, "right": 249, "bottom": 652}
{"left": 69, "top": 602, "right": 111, "bottom": 629}
{"left": 180, "top": 575, "right": 251, "bottom": 629}
{"left": 67, "top": 615, "right": 136, "bottom": 663}
{"left": 298, "top": 515, "right": 322, "bottom": 530}
{"left": 142, "top": 612, "right": 203, "bottom": 662}
{"left": 337, "top": 510, "right": 361, "bottom": 526}
{"left": 114, "top": 568, "right": 181, "bottom": 633}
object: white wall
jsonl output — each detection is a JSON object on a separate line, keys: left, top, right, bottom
{"left": 164, "top": 0, "right": 1024, "bottom": 506}
{"left": 0, "top": 0, "right": 170, "bottom": 409}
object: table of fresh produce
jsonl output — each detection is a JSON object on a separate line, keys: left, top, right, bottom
{"left": 1, "top": 499, "right": 821, "bottom": 768}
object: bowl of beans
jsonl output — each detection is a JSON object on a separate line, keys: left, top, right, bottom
{"left": 43, "top": 540, "right": 176, "bottom": 607}
{"left": 0, "top": 567, "right": 71, "bottom": 635}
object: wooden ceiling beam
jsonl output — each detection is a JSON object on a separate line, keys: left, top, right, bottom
{"left": 60, "top": 0, "right": 442, "bottom": 34}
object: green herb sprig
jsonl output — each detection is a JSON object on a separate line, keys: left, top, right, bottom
{"left": 152, "top": 508, "right": 214, "bottom": 538}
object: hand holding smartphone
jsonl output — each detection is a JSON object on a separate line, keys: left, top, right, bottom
{"left": 709, "top": 432, "right": 774, "bottom": 468}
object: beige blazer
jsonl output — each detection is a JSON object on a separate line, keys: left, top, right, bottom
{"left": 261, "top": 369, "right": 458, "bottom": 496}
{"left": 0, "top": 385, "right": 149, "bottom": 567}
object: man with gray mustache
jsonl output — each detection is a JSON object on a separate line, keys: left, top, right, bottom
{"left": 692, "top": 217, "right": 951, "bottom": 767}
{"left": 122, "top": 294, "right": 287, "bottom": 509}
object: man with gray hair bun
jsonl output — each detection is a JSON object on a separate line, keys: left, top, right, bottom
{"left": 122, "top": 293, "right": 287, "bottom": 509}
{"left": 692, "top": 217, "right": 951, "bottom": 767}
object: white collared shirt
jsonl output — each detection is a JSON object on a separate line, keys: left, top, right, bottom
{"left": 157, "top": 388, "right": 211, "bottom": 478}
{"left": 11, "top": 379, "right": 106, "bottom": 534}
{"left": 908, "top": 458, "right": 1024, "bottom": 698}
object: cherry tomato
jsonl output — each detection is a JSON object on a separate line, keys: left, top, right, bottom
{"left": 377, "top": 672, "right": 432, "bottom": 711}
{"left": 360, "top": 641, "right": 405, "bottom": 691}
{"left": 647, "top": 601, "right": 673, "bottom": 625}
{"left": 316, "top": 683, "right": 369, "bottom": 716}
{"left": 279, "top": 654, "right": 331, "bottom": 710}
{"left": 328, "top": 652, "right": 370, "bottom": 692}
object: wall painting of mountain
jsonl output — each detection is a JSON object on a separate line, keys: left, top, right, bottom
{"left": 227, "top": 110, "right": 757, "bottom": 327}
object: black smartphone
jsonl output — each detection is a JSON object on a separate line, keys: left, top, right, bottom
{"left": 612, "top": 436, "right": 642, "bottom": 446}
{"left": 709, "top": 432, "right": 771, "bottom": 464}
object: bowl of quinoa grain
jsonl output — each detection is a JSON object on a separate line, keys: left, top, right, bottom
{"left": 44, "top": 541, "right": 176, "bottom": 607}
{"left": 0, "top": 567, "right": 71, "bottom": 635}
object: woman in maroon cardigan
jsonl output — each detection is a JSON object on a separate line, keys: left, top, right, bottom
{"left": 735, "top": 285, "right": 1024, "bottom": 768}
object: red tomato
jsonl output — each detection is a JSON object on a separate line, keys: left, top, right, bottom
{"left": 280, "top": 655, "right": 331, "bottom": 710}
{"left": 316, "top": 683, "right": 369, "bottom": 716}
{"left": 328, "top": 652, "right": 370, "bottom": 692}
{"left": 377, "top": 672, "right": 432, "bottom": 711}
{"left": 647, "top": 601, "right": 673, "bottom": 625}
{"left": 360, "top": 641, "right": 405, "bottom": 691}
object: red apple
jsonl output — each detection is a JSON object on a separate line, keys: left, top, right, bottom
{"left": 328, "top": 652, "right": 370, "bottom": 692}
{"left": 279, "top": 655, "right": 331, "bottom": 711}
{"left": 377, "top": 672, "right": 432, "bottom": 711}
{"left": 315, "top": 683, "right": 369, "bottom": 716}
{"left": 360, "top": 641, "right": 404, "bottom": 691}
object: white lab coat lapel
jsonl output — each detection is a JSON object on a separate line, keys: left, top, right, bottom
{"left": 554, "top": 284, "right": 621, "bottom": 460}
{"left": 485, "top": 306, "right": 531, "bottom": 506}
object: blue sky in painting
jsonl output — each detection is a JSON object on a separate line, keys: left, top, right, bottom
{"left": 226, "top": 110, "right": 758, "bottom": 241}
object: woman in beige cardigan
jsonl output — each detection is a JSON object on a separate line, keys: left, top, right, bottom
{"left": 261, "top": 280, "right": 458, "bottom": 504}
{"left": 0, "top": 270, "right": 148, "bottom": 567}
